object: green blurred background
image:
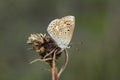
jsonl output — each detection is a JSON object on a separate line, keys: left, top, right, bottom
{"left": 0, "top": 0, "right": 120, "bottom": 80}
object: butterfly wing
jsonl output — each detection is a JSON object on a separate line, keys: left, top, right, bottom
{"left": 47, "top": 19, "right": 60, "bottom": 43}
{"left": 47, "top": 16, "right": 75, "bottom": 49}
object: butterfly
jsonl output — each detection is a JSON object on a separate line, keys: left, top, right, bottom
{"left": 47, "top": 16, "right": 75, "bottom": 51}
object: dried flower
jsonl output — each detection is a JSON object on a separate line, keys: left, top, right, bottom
{"left": 27, "top": 33, "right": 62, "bottom": 66}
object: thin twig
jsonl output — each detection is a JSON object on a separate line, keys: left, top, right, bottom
{"left": 58, "top": 49, "right": 69, "bottom": 78}
{"left": 52, "top": 49, "right": 59, "bottom": 80}
{"left": 30, "top": 58, "right": 52, "bottom": 64}
{"left": 43, "top": 48, "right": 56, "bottom": 59}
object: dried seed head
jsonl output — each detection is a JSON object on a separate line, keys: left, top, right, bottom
{"left": 27, "top": 33, "right": 62, "bottom": 65}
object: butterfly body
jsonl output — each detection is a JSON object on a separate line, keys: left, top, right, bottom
{"left": 47, "top": 16, "right": 75, "bottom": 50}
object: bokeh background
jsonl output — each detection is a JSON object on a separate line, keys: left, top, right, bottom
{"left": 0, "top": 0, "right": 120, "bottom": 80}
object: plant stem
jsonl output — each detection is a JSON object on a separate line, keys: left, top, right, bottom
{"left": 51, "top": 67, "right": 58, "bottom": 80}
{"left": 58, "top": 49, "right": 68, "bottom": 78}
{"left": 51, "top": 49, "right": 69, "bottom": 80}
{"left": 52, "top": 50, "right": 59, "bottom": 80}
